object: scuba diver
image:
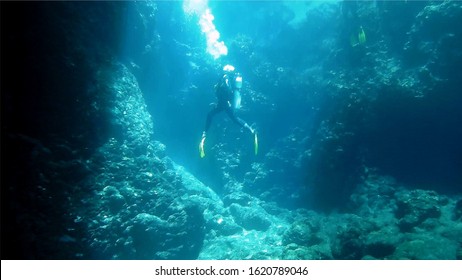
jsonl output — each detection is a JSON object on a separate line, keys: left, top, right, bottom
{"left": 199, "top": 64, "right": 258, "bottom": 158}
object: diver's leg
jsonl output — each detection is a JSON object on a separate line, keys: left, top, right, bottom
{"left": 225, "top": 107, "right": 254, "bottom": 134}
{"left": 205, "top": 106, "right": 222, "bottom": 132}
{"left": 224, "top": 107, "right": 258, "bottom": 156}
{"left": 200, "top": 105, "right": 223, "bottom": 158}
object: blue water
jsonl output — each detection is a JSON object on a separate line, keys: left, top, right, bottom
{"left": 1, "top": 0, "right": 461, "bottom": 260}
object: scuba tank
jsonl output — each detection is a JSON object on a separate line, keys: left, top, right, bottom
{"left": 233, "top": 73, "right": 243, "bottom": 109}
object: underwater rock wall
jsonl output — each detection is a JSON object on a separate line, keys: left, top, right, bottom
{"left": 2, "top": 1, "right": 128, "bottom": 259}
{"left": 365, "top": 0, "right": 462, "bottom": 189}
{"left": 319, "top": 0, "right": 462, "bottom": 206}
{"left": 81, "top": 62, "right": 211, "bottom": 259}
{"left": 237, "top": 1, "right": 462, "bottom": 211}
{"left": 1, "top": 1, "right": 212, "bottom": 259}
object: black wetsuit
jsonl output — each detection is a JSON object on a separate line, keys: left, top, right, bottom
{"left": 204, "top": 74, "right": 251, "bottom": 133}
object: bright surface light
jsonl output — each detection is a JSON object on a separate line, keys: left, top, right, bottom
{"left": 183, "top": 0, "right": 228, "bottom": 59}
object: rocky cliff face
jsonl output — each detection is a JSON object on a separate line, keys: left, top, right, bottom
{"left": 1, "top": 1, "right": 207, "bottom": 259}
{"left": 237, "top": 1, "right": 462, "bottom": 210}
{"left": 2, "top": 1, "right": 122, "bottom": 259}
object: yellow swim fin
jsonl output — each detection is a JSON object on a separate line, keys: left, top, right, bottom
{"left": 199, "top": 137, "right": 206, "bottom": 158}
{"left": 358, "top": 26, "right": 366, "bottom": 44}
{"left": 350, "top": 26, "right": 366, "bottom": 47}
{"left": 254, "top": 133, "right": 258, "bottom": 155}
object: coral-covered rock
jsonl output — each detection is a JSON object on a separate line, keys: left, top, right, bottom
{"left": 454, "top": 199, "right": 462, "bottom": 221}
{"left": 229, "top": 203, "right": 272, "bottom": 231}
{"left": 102, "top": 186, "right": 126, "bottom": 213}
{"left": 130, "top": 213, "right": 169, "bottom": 256}
{"left": 331, "top": 214, "right": 376, "bottom": 259}
{"left": 282, "top": 243, "right": 332, "bottom": 260}
{"left": 281, "top": 216, "right": 322, "bottom": 247}
{"left": 395, "top": 189, "right": 442, "bottom": 232}
{"left": 363, "top": 226, "right": 401, "bottom": 259}
{"left": 393, "top": 234, "right": 458, "bottom": 260}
